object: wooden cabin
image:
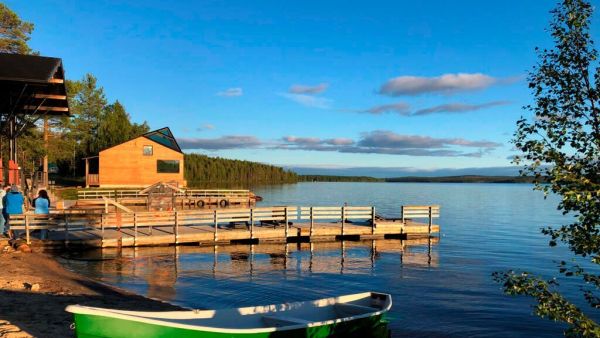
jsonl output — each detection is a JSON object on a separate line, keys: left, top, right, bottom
{"left": 85, "top": 127, "right": 186, "bottom": 188}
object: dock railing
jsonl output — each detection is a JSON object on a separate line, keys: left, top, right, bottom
{"left": 299, "top": 206, "right": 375, "bottom": 236}
{"left": 8, "top": 212, "right": 102, "bottom": 246}
{"left": 77, "top": 189, "right": 251, "bottom": 200}
{"left": 9, "top": 204, "right": 439, "bottom": 245}
{"left": 401, "top": 205, "right": 440, "bottom": 233}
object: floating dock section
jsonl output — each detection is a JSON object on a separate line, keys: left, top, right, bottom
{"left": 10, "top": 205, "right": 440, "bottom": 249}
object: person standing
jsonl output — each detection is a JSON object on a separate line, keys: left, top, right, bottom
{"left": 0, "top": 186, "right": 6, "bottom": 236}
{"left": 33, "top": 190, "right": 50, "bottom": 239}
{"left": 5, "top": 185, "right": 24, "bottom": 238}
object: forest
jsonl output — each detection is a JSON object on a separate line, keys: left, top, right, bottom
{"left": 299, "top": 175, "right": 384, "bottom": 182}
{"left": 184, "top": 154, "right": 298, "bottom": 185}
{"left": 385, "top": 175, "right": 538, "bottom": 183}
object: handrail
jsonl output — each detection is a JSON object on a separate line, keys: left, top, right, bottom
{"left": 77, "top": 189, "right": 252, "bottom": 200}
{"left": 101, "top": 197, "right": 134, "bottom": 213}
{"left": 9, "top": 204, "right": 440, "bottom": 244}
{"left": 401, "top": 205, "right": 441, "bottom": 234}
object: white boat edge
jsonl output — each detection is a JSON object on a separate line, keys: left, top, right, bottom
{"left": 65, "top": 291, "right": 392, "bottom": 334}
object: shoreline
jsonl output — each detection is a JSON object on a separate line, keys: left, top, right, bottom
{"left": 0, "top": 247, "right": 182, "bottom": 337}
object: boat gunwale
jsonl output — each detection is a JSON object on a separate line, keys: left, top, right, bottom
{"left": 66, "top": 292, "right": 392, "bottom": 334}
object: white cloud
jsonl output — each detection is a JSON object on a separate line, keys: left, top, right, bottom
{"left": 196, "top": 124, "right": 216, "bottom": 132}
{"left": 217, "top": 88, "right": 243, "bottom": 97}
{"left": 379, "top": 73, "right": 499, "bottom": 96}
{"left": 413, "top": 101, "right": 511, "bottom": 116}
{"left": 280, "top": 93, "right": 332, "bottom": 109}
{"left": 289, "top": 83, "right": 329, "bottom": 94}
{"left": 179, "top": 135, "right": 260, "bottom": 150}
{"left": 278, "top": 130, "right": 501, "bottom": 157}
{"left": 361, "top": 102, "right": 411, "bottom": 115}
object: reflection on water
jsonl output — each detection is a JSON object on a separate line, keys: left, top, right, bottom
{"left": 63, "top": 238, "right": 437, "bottom": 303}
{"left": 60, "top": 182, "right": 583, "bottom": 337}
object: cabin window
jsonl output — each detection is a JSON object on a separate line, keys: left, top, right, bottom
{"left": 143, "top": 145, "right": 153, "bottom": 156}
{"left": 157, "top": 160, "right": 180, "bottom": 173}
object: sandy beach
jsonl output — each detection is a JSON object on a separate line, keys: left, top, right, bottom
{"left": 0, "top": 243, "right": 182, "bottom": 337}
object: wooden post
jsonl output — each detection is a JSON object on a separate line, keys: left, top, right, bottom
{"left": 64, "top": 214, "right": 69, "bottom": 247}
{"left": 284, "top": 207, "right": 289, "bottom": 239}
{"left": 43, "top": 117, "right": 49, "bottom": 187}
{"left": 84, "top": 158, "right": 89, "bottom": 188}
{"left": 25, "top": 214, "right": 30, "bottom": 244}
{"left": 284, "top": 243, "right": 288, "bottom": 269}
{"left": 401, "top": 206, "right": 405, "bottom": 224}
{"left": 133, "top": 213, "right": 137, "bottom": 247}
{"left": 341, "top": 206, "right": 345, "bottom": 237}
{"left": 371, "top": 206, "right": 376, "bottom": 235}
{"left": 116, "top": 211, "right": 122, "bottom": 249}
{"left": 213, "top": 209, "right": 218, "bottom": 242}
{"left": 428, "top": 236, "right": 432, "bottom": 265}
{"left": 428, "top": 206, "right": 432, "bottom": 234}
{"left": 174, "top": 211, "right": 179, "bottom": 244}
{"left": 309, "top": 207, "right": 314, "bottom": 237}
{"left": 100, "top": 213, "right": 105, "bottom": 247}
{"left": 250, "top": 208, "right": 254, "bottom": 239}
{"left": 212, "top": 245, "right": 218, "bottom": 276}
{"left": 370, "top": 240, "right": 376, "bottom": 269}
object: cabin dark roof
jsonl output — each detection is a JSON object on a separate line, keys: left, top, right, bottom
{"left": 97, "top": 127, "right": 183, "bottom": 154}
{"left": 0, "top": 53, "right": 62, "bottom": 83}
{"left": 0, "top": 53, "right": 69, "bottom": 119}
{"left": 143, "top": 127, "right": 182, "bottom": 153}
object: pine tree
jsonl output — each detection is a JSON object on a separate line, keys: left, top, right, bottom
{"left": 0, "top": 3, "right": 35, "bottom": 54}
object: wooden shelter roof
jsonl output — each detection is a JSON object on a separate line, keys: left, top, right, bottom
{"left": 138, "top": 181, "right": 185, "bottom": 194}
{"left": 0, "top": 53, "right": 69, "bottom": 118}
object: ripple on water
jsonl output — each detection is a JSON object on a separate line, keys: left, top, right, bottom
{"left": 61, "top": 183, "right": 581, "bottom": 337}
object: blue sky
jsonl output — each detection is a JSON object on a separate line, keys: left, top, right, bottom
{"left": 9, "top": 1, "right": 582, "bottom": 173}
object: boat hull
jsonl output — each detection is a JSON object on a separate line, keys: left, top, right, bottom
{"left": 72, "top": 312, "right": 389, "bottom": 338}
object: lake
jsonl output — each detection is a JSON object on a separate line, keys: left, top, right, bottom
{"left": 61, "top": 182, "right": 582, "bottom": 337}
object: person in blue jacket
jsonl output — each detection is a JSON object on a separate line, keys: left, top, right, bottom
{"left": 0, "top": 186, "right": 6, "bottom": 236}
{"left": 33, "top": 189, "right": 50, "bottom": 239}
{"left": 5, "top": 185, "right": 24, "bottom": 238}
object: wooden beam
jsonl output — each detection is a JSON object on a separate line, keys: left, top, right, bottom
{"left": 49, "top": 78, "right": 64, "bottom": 83}
{"left": 33, "top": 94, "right": 67, "bottom": 100}
{"left": 101, "top": 196, "right": 134, "bottom": 213}
{"left": 22, "top": 105, "right": 68, "bottom": 112}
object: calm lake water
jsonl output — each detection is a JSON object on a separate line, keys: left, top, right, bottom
{"left": 61, "top": 182, "right": 587, "bottom": 337}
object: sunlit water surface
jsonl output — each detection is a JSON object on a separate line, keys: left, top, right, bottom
{"left": 61, "top": 182, "right": 593, "bottom": 337}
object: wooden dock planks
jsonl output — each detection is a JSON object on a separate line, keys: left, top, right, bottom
{"left": 11, "top": 205, "right": 440, "bottom": 248}
{"left": 33, "top": 220, "right": 438, "bottom": 248}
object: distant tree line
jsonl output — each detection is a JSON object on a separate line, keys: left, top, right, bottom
{"left": 299, "top": 175, "right": 384, "bottom": 182}
{"left": 299, "top": 175, "right": 539, "bottom": 183}
{"left": 385, "top": 175, "right": 539, "bottom": 183}
{"left": 185, "top": 154, "right": 298, "bottom": 185}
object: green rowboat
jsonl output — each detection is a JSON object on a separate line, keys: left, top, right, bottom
{"left": 66, "top": 291, "right": 392, "bottom": 338}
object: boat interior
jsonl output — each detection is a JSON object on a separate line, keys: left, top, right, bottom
{"left": 75, "top": 292, "right": 391, "bottom": 330}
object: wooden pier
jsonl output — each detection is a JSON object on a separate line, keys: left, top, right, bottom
{"left": 74, "top": 189, "right": 258, "bottom": 210}
{"left": 9, "top": 205, "right": 440, "bottom": 249}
